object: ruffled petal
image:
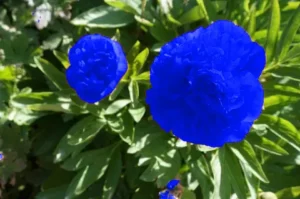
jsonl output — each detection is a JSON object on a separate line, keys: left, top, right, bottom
{"left": 66, "top": 34, "right": 128, "bottom": 103}
{"left": 146, "top": 20, "right": 265, "bottom": 147}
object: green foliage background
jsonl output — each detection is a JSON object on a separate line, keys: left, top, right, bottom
{"left": 0, "top": 0, "right": 300, "bottom": 198}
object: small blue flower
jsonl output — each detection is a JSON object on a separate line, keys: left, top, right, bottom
{"left": 166, "top": 179, "right": 180, "bottom": 191}
{"left": 146, "top": 20, "right": 265, "bottom": 147}
{"left": 159, "top": 190, "right": 176, "bottom": 199}
{"left": 0, "top": 152, "right": 4, "bottom": 161}
{"left": 66, "top": 34, "right": 127, "bottom": 103}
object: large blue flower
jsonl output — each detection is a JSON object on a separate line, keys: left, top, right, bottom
{"left": 146, "top": 20, "right": 265, "bottom": 147}
{"left": 66, "top": 34, "right": 127, "bottom": 103}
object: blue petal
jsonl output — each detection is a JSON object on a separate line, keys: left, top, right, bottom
{"left": 146, "top": 20, "right": 265, "bottom": 147}
{"left": 166, "top": 179, "right": 180, "bottom": 190}
{"left": 159, "top": 190, "right": 170, "bottom": 199}
{"left": 66, "top": 34, "right": 127, "bottom": 103}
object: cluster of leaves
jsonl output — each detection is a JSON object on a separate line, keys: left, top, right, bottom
{"left": 1, "top": 0, "right": 300, "bottom": 198}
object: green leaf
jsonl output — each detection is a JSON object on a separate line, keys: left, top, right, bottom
{"left": 211, "top": 150, "right": 231, "bottom": 199}
{"left": 0, "top": 66, "right": 19, "bottom": 81}
{"left": 181, "top": 188, "right": 197, "bottom": 199}
{"left": 189, "top": 156, "right": 213, "bottom": 198}
{"left": 0, "top": 124, "right": 30, "bottom": 181}
{"left": 66, "top": 163, "right": 108, "bottom": 198}
{"left": 0, "top": 34, "right": 42, "bottom": 65}
{"left": 42, "top": 168, "right": 74, "bottom": 190}
{"left": 257, "top": 114, "right": 300, "bottom": 151}
{"left": 264, "top": 95, "right": 299, "bottom": 109}
{"left": 229, "top": 141, "right": 269, "bottom": 183}
{"left": 54, "top": 134, "right": 92, "bottom": 163}
{"left": 125, "top": 154, "right": 141, "bottom": 189}
{"left": 196, "top": 145, "right": 217, "bottom": 153}
{"left": 61, "top": 145, "right": 115, "bottom": 171}
{"left": 32, "top": 115, "right": 69, "bottom": 156}
{"left": 105, "top": 99, "right": 131, "bottom": 115}
{"left": 132, "top": 48, "right": 149, "bottom": 76}
{"left": 35, "top": 185, "right": 68, "bottom": 199}
{"left": 102, "top": 149, "right": 122, "bottom": 199}
{"left": 54, "top": 116, "right": 104, "bottom": 163}
{"left": 134, "top": 15, "right": 154, "bottom": 27}
{"left": 132, "top": 71, "right": 150, "bottom": 83}
{"left": 264, "top": 84, "right": 300, "bottom": 96}
{"left": 151, "top": 43, "right": 163, "bottom": 53}
{"left": 221, "top": 146, "right": 247, "bottom": 199}
{"left": 11, "top": 92, "right": 61, "bottom": 105}
{"left": 34, "top": 57, "right": 69, "bottom": 90}
{"left": 247, "top": 134, "right": 289, "bottom": 156}
{"left": 131, "top": 182, "right": 157, "bottom": 199}
{"left": 109, "top": 82, "right": 126, "bottom": 101}
{"left": 240, "top": 163, "right": 259, "bottom": 199}
{"left": 65, "top": 143, "right": 120, "bottom": 198}
{"left": 111, "top": 28, "right": 121, "bottom": 41}
{"left": 139, "top": 149, "right": 181, "bottom": 187}
{"left": 108, "top": 111, "right": 135, "bottom": 145}
{"left": 150, "top": 22, "right": 177, "bottom": 42}
{"left": 247, "top": 5, "right": 256, "bottom": 37}
{"left": 67, "top": 117, "right": 106, "bottom": 146}
{"left": 178, "top": 5, "right": 205, "bottom": 25}
{"left": 71, "top": 6, "right": 134, "bottom": 28}
{"left": 276, "top": 186, "right": 300, "bottom": 199}
{"left": 104, "top": 0, "right": 138, "bottom": 14}
{"left": 42, "top": 33, "right": 63, "bottom": 50}
{"left": 284, "top": 43, "right": 300, "bottom": 61}
{"left": 128, "top": 102, "right": 146, "bottom": 123}
{"left": 265, "top": 0, "right": 280, "bottom": 63}
{"left": 127, "top": 41, "right": 141, "bottom": 65}
{"left": 277, "top": 5, "right": 300, "bottom": 61}
{"left": 127, "top": 121, "right": 165, "bottom": 154}
{"left": 241, "top": 164, "right": 259, "bottom": 199}
{"left": 53, "top": 50, "right": 70, "bottom": 69}
{"left": 11, "top": 91, "right": 84, "bottom": 114}
{"left": 159, "top": 0, "right": 173, "bottom": 15}
{"left": 271, "top": 66, "right": 300, "bottom": 82}
{"left": 196, "top": 0, "right": 217, "bottom": 23}
{"left": 128, "top": 80, "right": 139, "bottom": 107}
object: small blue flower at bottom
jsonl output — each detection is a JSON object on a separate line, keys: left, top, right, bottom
{"left": 66, "top": 34, "right": 128, "bottom": 104}
{"left": 166, "top": 179, "right": 180, "bottom": 191}
{"left": 159, "top": 190, "right": 176, "bottom": 199}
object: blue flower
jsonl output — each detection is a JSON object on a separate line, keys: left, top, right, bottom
{"left": 166, "top": 179, "right": 180, "bottom": 191}
{"left": 146, "top": 20, "right": 265, "bottom": 147}
{"left": 66, "top": 34, "right": 127, "bottom": 103}
{"left": 159, "top": 190, "right": 176, "bottom": 199}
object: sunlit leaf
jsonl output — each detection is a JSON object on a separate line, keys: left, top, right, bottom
{"left": 276, "top": 186, "right": 300, "bottom": 199}
{"left": 229, "top": 141, "right": 269, "bottom": 183}
{"left": 71, "top": 6, "right": 134, "bottom": 28}
{"left": 257, "top": 114, "right": 300, "bottom": 151}
{"left": 277, "top": 5, "right": 300, "bottom": 61}
{"left": 105, "top": 99, "right": 131, "bottom": 115}
{"left": 102, "top": 149, "right": 122, "bottom": 199}
{"left": 34, "top": 57, "right": 69, "bottom": 90}
{"left": 265, "top": 0, "right": 280, "bottom": 63}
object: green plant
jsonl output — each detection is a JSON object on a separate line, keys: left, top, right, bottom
{"left": 0, "top": 0, "right": 300, "bottom": 199}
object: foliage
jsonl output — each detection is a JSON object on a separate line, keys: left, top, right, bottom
{"left": 0, "top": 0, "right": 300, "bottom": 198}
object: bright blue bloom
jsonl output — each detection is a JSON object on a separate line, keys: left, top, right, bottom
{"left": 166, "top": 179, "right": 180, "bottom": 190}
{"left": 0, "top": 152, "right": 3, "bottom": 161}
{"left": 66, "top": 34, "right": 127, "bottom": 103}
{"left": 146, "top": 20, "right": 265, "bottom": 147}
{"left": 159, "top": 190, "right": 176, "bottom": 199}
